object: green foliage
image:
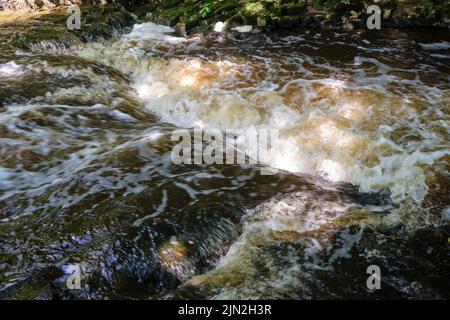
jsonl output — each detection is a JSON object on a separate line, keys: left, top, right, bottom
{"left": 312, "top": 0, "right": 323, "bottom": 8}
{"left": 146, "top": 0, "right": 449, "bottom": 31}
{"left": 199, "top": 2, "right": 212, "bottom": 18}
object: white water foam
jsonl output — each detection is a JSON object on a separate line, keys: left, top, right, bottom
{"left": 73, "top": 23, "right": 450, "bottom": 204}
{"left": 0, "top": 61, "right": 25, "bottom": 77}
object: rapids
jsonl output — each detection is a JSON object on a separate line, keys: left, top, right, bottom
{"left": 0, "top": 17, "right": 449, "bottom": 299}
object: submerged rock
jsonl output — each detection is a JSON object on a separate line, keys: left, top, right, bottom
{"left": 166, "top": 219, "right": 450, "bottom": 299}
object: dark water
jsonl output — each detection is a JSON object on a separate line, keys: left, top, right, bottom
{"left": 0, "top": 12, "right": 449, "bottom": 299}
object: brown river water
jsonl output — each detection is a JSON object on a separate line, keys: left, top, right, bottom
{"left": 0, "top": 13, "right": 449, "bottom": 299}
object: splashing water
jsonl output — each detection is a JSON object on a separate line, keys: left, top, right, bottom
{"left": 0, "top": 17, "right": 449, "bottom": 299}
{"left": 76, "top": 22, "right": 449, "bottom": 204}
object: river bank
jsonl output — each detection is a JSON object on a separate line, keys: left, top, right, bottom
{"left": 1, "top": 1, "right": 449, "bottom": 37}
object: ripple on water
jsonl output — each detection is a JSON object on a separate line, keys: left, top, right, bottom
{"left": 0, "top": 20, "right": 449, "bottom": 299}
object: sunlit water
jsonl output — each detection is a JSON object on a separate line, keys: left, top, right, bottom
{"left": 0, "top": 18, "right": 449, "bottom": 299}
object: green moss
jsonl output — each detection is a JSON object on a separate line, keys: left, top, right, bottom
{"left": 244, "top": 2, "right": 266, "bottom": 15}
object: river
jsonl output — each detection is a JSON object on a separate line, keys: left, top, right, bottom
{"left": 0, "top": 14, "right": 449, "bottom": 299}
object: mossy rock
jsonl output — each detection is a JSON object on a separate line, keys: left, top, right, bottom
{"left": 240, "top": 1, "right": 267, "bottom": 23}
{"left": 325, "top": 0, "right": 365, "bottom": 18}
{"left": 244, "top": 2, "right": 266, "bottom": 15}
{"left": 272, "top": 14, "right": 302, "bottom": 28}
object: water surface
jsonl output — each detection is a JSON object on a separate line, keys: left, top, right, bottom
{"left": 0, "top": 16, "right": 449, "bottom": 299}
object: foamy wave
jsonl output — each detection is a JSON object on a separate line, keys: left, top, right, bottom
{"left": 419, "top": 41, "right": 450, "bottom": 50}
{"left": 73, "top": 23, "right": 450, "bottom": 204}
{"left": 0, "top": 61, "right": 25, "bottom": 77}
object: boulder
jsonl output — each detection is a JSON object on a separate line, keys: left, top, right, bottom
{"left": 175, "top": 21, "right": 186, "bottom": 36}
{"left": 256, "top": 17, "right": 266, "bottom": 27}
